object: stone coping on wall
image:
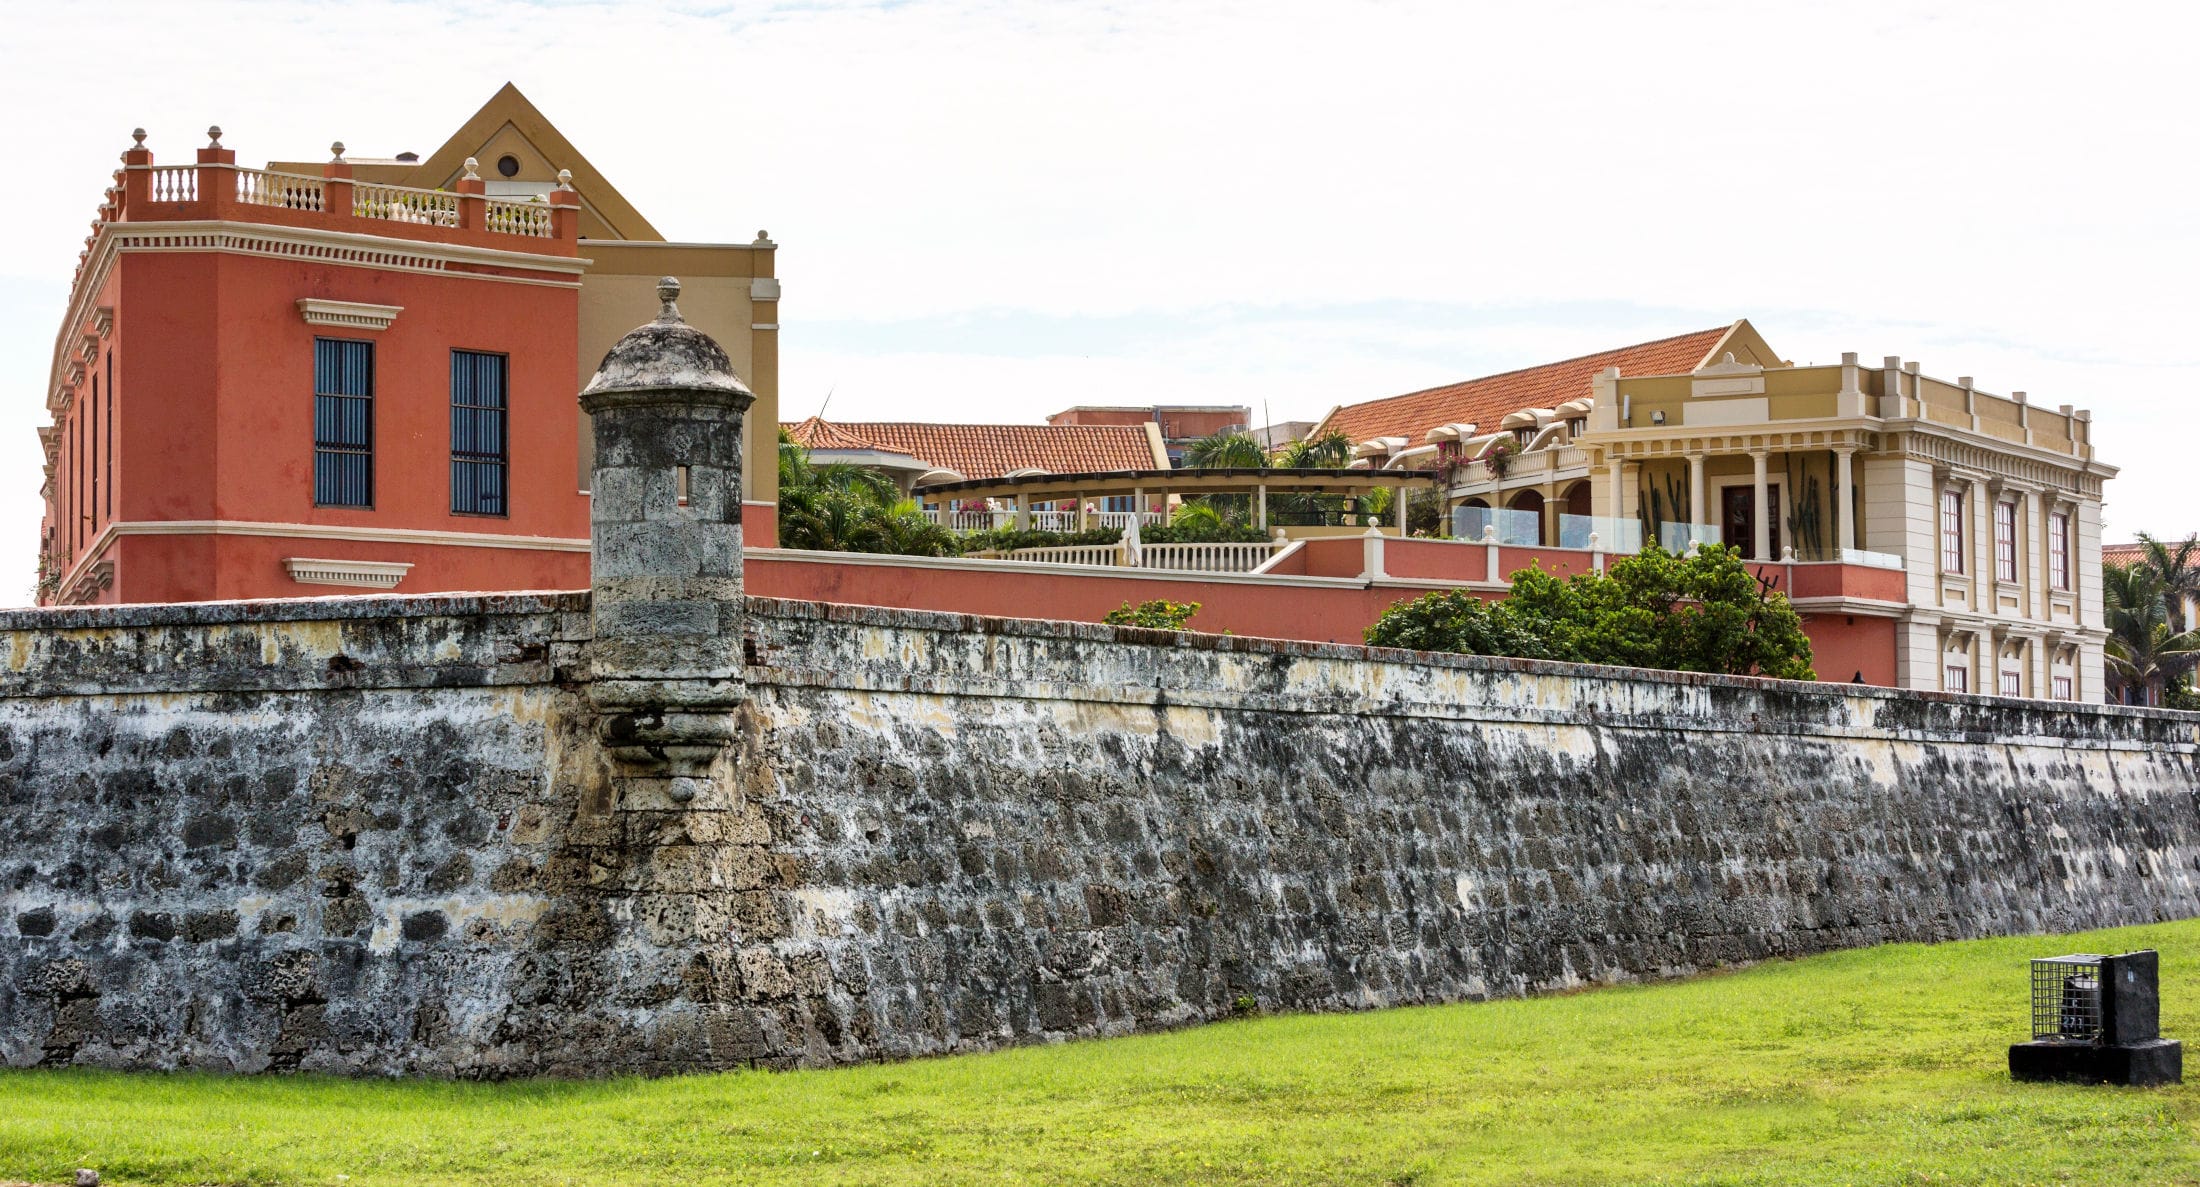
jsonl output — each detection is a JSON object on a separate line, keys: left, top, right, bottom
{"left": 748, "top": 595, "right": 2200, "bottom": 735}
{"left": 0, "top": 590, "right": 588, "bottom": 632}
{"left": 1, "top": 587, "right": 2191, "bottom": 736}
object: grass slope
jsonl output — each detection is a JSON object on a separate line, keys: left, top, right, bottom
{"left": 3, "top": 921, "right": 2198, "bottom": 1186}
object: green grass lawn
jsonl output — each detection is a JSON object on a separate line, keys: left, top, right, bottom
{"left": 4, "top": 921, "right": 2198, "bottom": 1186}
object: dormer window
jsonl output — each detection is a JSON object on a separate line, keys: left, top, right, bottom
{"left": 1512, "top": 427, "right": 1535, "bottom": 448}
{"left": 1567, "top": 417, "right": 1587, "bottom": 437}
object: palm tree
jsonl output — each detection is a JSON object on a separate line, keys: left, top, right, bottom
{"left": 2103, "top": 562, "right": 2200, "bottom": 705}
{"left": 777, "top": 433, "right": 953, "bottom": 555}
{"left": 1182, "top": 430, "right": 1267, "bottom": 469}
{"left": 1277, "top": 431, "right": 1355, "bottom": 469}
{"left": 2137, "top": 532, "right": 2200, "bottom": 633}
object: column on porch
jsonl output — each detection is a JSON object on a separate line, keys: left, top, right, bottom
{"left": 1833, "top": 446, "right": 1856, "bottom": 554}
{"left": 1750, "top": 450, "right": 1770, "bottom": 560}
{"left": 1256, "top": 483, "right": 1268, "bottom": 531}
{"left": 1688, "top": 452, "right": 1707, "bottom": 546}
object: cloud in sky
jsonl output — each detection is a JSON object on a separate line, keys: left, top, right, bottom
{"left": 2, "top": 0, "right": 2194, "bottom": 599}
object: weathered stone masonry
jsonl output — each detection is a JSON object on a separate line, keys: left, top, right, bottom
{"left": 3, "top": 283, "right": 2198, "bottom": 1076}
{"left": 2, "top": 591, "right": 2197, "bottom": 1075}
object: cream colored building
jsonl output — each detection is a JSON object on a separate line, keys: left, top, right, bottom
{"left": 1326, "top": 321, "right": 2114, "bottom": 698}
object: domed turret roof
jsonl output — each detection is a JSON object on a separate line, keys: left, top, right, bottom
{"left": 581, "top": 277, "right": 754, "bottom": 403}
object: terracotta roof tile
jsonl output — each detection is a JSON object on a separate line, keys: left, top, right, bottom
{"left": 1318, "top": 327, "right": 1732, "bottom": 446}
{"left": 2103, "top": 543, "right": 2151, "bottom": 568}
{"left": 780, "top": 419, "right": 1160, "bottom": 479}
{"left": 784, "top": 415, "right": 886, "bottom": 452}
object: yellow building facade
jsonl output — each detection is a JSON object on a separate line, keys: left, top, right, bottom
{"left": 1338, "top": 322, "right": 2114, "bottom": 698}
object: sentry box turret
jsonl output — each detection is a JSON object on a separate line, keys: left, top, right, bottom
{"left": 2009, "top": 950, "right": 2181, "bottom": 1086}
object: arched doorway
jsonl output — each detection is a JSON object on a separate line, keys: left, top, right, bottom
{"left": 1506, "top": 488, "right": 1546, "bottom": 546}
{"left": 1563, "top": 481, "right": 1592, "bottom": 520}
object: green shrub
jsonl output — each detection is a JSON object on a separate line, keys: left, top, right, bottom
{"left": 1364, "top": 590, "right": 1550, "bottom": 659}
{"left": 1104, "top": 600, "right": 1201, "bottom": 630}
{"left": 1140, "top": 521, "right": 1269, "bottom": 545}
{"left": 1365, "top": 544, "right": 1815, "bottom": 680}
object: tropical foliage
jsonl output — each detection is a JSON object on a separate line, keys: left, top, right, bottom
{"left": 1178, "top": 429, "right": 1401, "bottom": 530}
{"left": 2103, "top": 549, "right": 2200, "bottom": 707}
{"left": 777, "top": 434, "right": 958, "bottom": 556}
{"left": 1366, "top": 543, "right": 1817, "bottom": 680}
{"left": 1103, "top": 599, "right": 1201, "bottom": 629}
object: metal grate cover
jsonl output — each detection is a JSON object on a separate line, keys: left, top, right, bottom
{"left": 2031, "top": 954, "right": 2106, "bottom": 1042}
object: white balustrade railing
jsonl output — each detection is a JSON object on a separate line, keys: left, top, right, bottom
{"left": 1009, "top": 544, "right": 1121, "bottom": 567}
{"left": 234, "top": 169, "right": 325, "bottom": 212}
{"left": 1094, "top": 511, "right": 1166, "bottom": 529}
{"left": 1137, "top": 541, "right": 1282, "bottom": 572}
{"left": 353, "top": 182, "right": 458, "bottom": 226}
{"left": 924, "top": 508, "right": 1011, "bottom": 532}
{"left": 923, "top": 508, "right": 1087, "bottom": 533}
{"left": 146, "top": 166, "right": 197, "bottom": 203}
{"left": 483, "top": 197, "right": 554, "bottom": 238}
{"left": 1002, "top": 539, "right": 1285, "bottom": 573}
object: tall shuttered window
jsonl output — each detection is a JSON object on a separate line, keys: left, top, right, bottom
{"left": 2049, "top": 512, "right": 2071, "bottom": 590}
{"left": 1994, "top": 500, "right": 2017, "bottom": 582}
{"left": 450, "top": 350, "right": 509, "bottom": 516}
{"left": 313, "top": 339, "right": 374, "bottom": 507}
{"left": 1940, "top": 489, "right": 1964, "bottom": 573}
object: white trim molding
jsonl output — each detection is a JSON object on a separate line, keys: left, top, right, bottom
{"left": 297, "top": 299, "right": 403, "bottom": 331}
{"left": 285, "top": 557, "right": 414, "bottom": 589}
{"left": 104, "top": 519, "right": 591, "bottom": 552}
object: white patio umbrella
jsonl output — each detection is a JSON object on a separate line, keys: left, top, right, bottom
{"left": 1121, "top": 512, "right": 1143, "bottom": 567}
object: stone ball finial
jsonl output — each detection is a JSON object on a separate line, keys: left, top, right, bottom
{"left": 330, "top": 141, "right": 346, "bottom": 162}
{"left": 130, "top": 128, "right": 147, "bottom": 148}
{"left": 582, "top": 277, "right": 752, "bottom": 406}
{"left": 556, "top": 168, "right": 574, "bottom": 190}
{"left": 463, "top": 156, "right": 480, "bottom": 181}
{"left": 754, "top": 229, "right": 772, "bottom": 244}
{"left": 206, "top": 126, "right": 222, "bottom": 148}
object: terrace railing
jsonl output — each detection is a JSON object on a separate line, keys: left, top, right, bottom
{"left": 103, "top": 133, "right": 581, "bottom": 261}
{"left": 236, "top": 169, "right": 326, "bottom": 212}
{"left": 1003, "top": 539, "right": 1287, "bottom": 573}
{"left": 351, "top": 180, "right": 456, "bottom": 225}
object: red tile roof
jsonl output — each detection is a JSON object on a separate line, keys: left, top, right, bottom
{"left": 784, "top": 415, "right": 884, "bottom": 452}
{"left": 2103, "top": 543, "right": 2147, "bottom": 568}
{"left": 1315, "top": 326, "right": 1733, "bottom": 446}
{"left": 782, "top": 419, "right": 1161, "bottom": 479}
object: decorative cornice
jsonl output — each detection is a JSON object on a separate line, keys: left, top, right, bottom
{"left": 297, "top": 299, "right": 403, "bottom": 332}
{"left": 1885, "top": 428, "right": 2107, "bottom": 499}
{"left": 284, "top": 557, "right": 414, "bottom": 590}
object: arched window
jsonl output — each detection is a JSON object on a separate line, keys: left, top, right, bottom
{"left": 1507, "top": 488, "right": 1546, "bottom": 546}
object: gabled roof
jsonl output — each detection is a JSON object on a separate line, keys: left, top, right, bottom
{"left": 781, "top": 420, "right": 1166, "bottom": 480}
{"left": 269, "top": 83, "right": 662, "bottom": 241}
{"left": 1309, "top": 324, "right": 1741, "bottom": 448}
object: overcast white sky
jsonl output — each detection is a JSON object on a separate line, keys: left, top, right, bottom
{"left": 3, "top": 0, "right": 2194, "bottom": 601}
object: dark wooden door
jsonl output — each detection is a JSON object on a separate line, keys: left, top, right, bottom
{"left": 1720, "top": 484, "right": 1781, "bottom": 558}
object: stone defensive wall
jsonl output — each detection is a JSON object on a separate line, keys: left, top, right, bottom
{"left": 1, "top": 588, "right": 2196, "bottom": 1076}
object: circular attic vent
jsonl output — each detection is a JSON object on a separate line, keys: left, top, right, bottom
{"left": 496, "top": 154, "right": 520, "bottom": 178}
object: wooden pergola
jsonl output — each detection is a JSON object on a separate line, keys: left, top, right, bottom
{"left": 913, "top": 467, "right": 1444, "bottom": 532}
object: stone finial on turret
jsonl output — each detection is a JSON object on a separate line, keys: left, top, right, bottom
{"left": 580, "top": 277, "right": 756, "bottom": 788}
